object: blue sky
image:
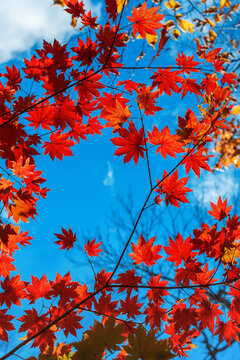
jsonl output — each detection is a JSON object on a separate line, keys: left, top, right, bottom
{"left": 0, "top": 1, "right": 240, "bottom": 359}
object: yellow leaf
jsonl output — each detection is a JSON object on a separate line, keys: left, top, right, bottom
{"left": 177, "top": 19, "right": 194, "bottom": 33}
{"left": 220, "top": 0, "right": 231, "bottom": 8}
{"left": 164, "top": 20, "right": 175, "bottom": 29}
{"left": 203, "top": 6, "right": 217, "bottom": 14}
{"left": 53, "top": 0, "right": 65, "bottom": 6}
{"left": 71, "top": 17, "right": 77, "bottom": 28}
{"left": 165, "top": 0, "right": 175, "bottom": 8}
{"left": 165, "top": 0, "right": 181, "bottom": 9}
{"left": 209, "top": 29, "right": 217, "bottom": 42}
{"left": 117, "top": 0, "right": 129, "bottom": 13}
{"left": 137, "top": 33, "right": 158, "bottom": 48}
{"left": 206, "top": 17, "right": 216, "bottom": 27}
{"left": 222, "top": 242, "right": 240, "bottom": 264}
{"left": 172, "top": 28, "right": 181, "bottom": 39}
{"left": 165, "top": 0, "right": 176, "bottom": 9}
{"left": 146, "top": 33, "right": 158, "bottom": 47}
{"left": 231, "top": 105, "right": 240, "bottom": 115}
{"left": 214, "top": 14, "right": 222, "bottom": 23}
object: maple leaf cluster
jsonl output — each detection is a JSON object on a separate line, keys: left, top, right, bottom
{"left": 0, "top": 0, "right": 239, "bottom": 359}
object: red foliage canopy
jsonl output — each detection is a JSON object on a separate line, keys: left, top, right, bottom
{"left": 0, "top": 0, "right": 239, "bottom": 359}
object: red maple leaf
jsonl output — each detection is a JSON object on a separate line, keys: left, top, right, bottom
{"left": 129, "top": 234, "right": 162, "bottom": 267}
{"left": 174, "top": 259, "right": 203, "bottom": 286}
{"left": 0, "top": 275, "right": 26, "bottom": 308}
{"left": 147, "top": 274, "right": 169, "bottom": 304}
{"left": 104, "top": 99, "right": 131, "bottom": 132}
{"left": 26, "top": 102, "right": 53, "bottom": 130}
{"left": 119, "top": 294, "right": 142, "bottom": 319}
{"left": 18, "top": 308, "right": 56, "bottom": 352}
{"left": 169, "top": 302, "right": 199, "bottom": 332}
{"left": 164, "top": 233, "right": 194, "bottom": 266}
{"left": 221, "top": 72, "right": 237, "bottom": 86}
{"left": 215, "top": 320, "right": 240, "bottom": 346}
{"left": 84, "top": 238, "right": 103, "bottom": 257}
{"left": 176, "top": 53, "right": 200, "bottom": 75}
{"left": 0, "top": 254, "right": 16, "bottom": 278}
{"left": 39, "top": 39, "right": 72, "bottom": 71}
{"left": 50, "top": 272, "right": 78, "bottom": 305}
{"left": 201, "top": 74, "right": 219, "bottom": 96}
{"left": 93, "top": 293, "right": 119, "bottom": 322}
{"left": 229, "top": 279, "right": 240, "bottom": 299}
{"left": 128, "top": 3, "right": 164, "bottom": 38}
{"left": 151, "top": 25, "right": 169, "bottom": 61}
{"left": 50, "top": 305, "right": 83, "bottom": 337}
{"left": 64, "top": 0, "right": 85, "bottom": 18}
{"left": 197, "top": 45, "right": 221, "bottom": 63}
{"left": 81, "top": 11, "right": 98, "bottom": 29}
{"left": 51, "top": 97, "right": 81, "bottom": 131}
{"left": 155, "top": 170, "right": 192, "bottom": 207}
{"left": 197, "top": 300, "right": 223, "bottom": 333}
{"left": 94, "top": 269, "right": 113, "bottom": 291}
{"left": 224, "top": 265, "right": 240, "bottom": 282}
{"left": 147, "top": 125, "right": 184, "bottom": 159}
{"left": 180, "top": 78, "right": 202, "bottom": 101}
{"left": 114, "top": 269, "right": 142, "bottom": 296}
{"left": 137, "top": 86, "right": 162, "bottom": 116}
{"left": 194, "top": 263, "right": 218, "bottom": 285}
{"left": 72, "top": 37, "right": 98, "bottom": 66}
{"left": 208, "top": 196, "right": 232, "bottom": 221}
{"left": 25, "top": 274, "right": 52, "bottom": 304}
{"left": 54, "top": 227, "right": 77, "bottom": 251}
{"left": 96, "top": 23, "right": 126, "bottom": 52}
{"left": 74, "top": 71, "right": 105, "bottom": 100}
{"left": 182, "top": 149, "right": 212, "bottom": 178}
{"left": 43, "top": 131, "right": 76, "bottom": 161}
{"left": 144, "top": 303, "right": 168, "bottom": 329}
{"left": 105, "top": 0, "right": 117, "bottom": 21}
{"left": 0, "top": 309, "right": 15, "bottom": 341}
{"left": 4, "top": 65, "right": 22, "bottom": 91}
{"left": 151, "top": 67, "right": 182, "bottom": 96}
{"left": 111, "top": 121, "right": 145, "bottom": 164}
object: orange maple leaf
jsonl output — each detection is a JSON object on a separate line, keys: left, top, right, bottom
{"left": 129, "top": 234, "right": 162, "bottom": 266}
{"left": 128, "top": 3, "right": 164, "bottom": 38}
{"left": 137, "top": 86, "right": 162, "bottom": 116}
{"left": 11, "top": 157, "right": 35, "bottom": 179}
{"left": 8, "top": 190, "right": 37, "bottom": 224}
{"left": 104, "top": 100, "right": 131, "bottom": 132}
{"left": 208, "top": 196, "right": 232, "bottom": 221}
{"left": 147, "top": 125, "right": 184, "bottom": 159}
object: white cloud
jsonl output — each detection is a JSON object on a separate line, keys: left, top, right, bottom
{"left": 0, "top": 0, "right": 101, "bottom": 64}
{"left": 103, "top": 162, "right": 114, "bottom": 187}
{"left": 191, "top": 169, "right": 239, "bottom": 207}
